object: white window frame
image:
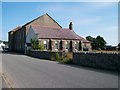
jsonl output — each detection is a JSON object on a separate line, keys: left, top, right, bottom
{"left": 55, "top": 41, "right": 59, "bottom": 50}
{"left": 65, "top": 41, "right": 69, "bottom": 50}
{"left": 44, "top": 40, "right": 47, "bottom": 50}
{"left": 75, "top": 41, "right": 78, "bottom": 50}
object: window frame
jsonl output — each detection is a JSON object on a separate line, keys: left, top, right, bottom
{"left": 44, "top": 40, "right": 47, "bottom": 50}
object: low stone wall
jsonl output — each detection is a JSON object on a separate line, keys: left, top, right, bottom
{"left": 73, "top": 52, "right": 120, "bottom": 71}
{"left": 27, "top": 50, "right": 63, "bottom": 60}
{"left": 27, "top": 50, "right": 120, "bottom": 71}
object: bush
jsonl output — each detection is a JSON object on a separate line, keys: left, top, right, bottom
{"left": 62, "top": 53, "right": 73, "bottom": 64}
{"left": 30, "top": 38, "right": 44, "bottom": 50}
{"left": 38, "top": 42, "right": 44, "bottom": 50}
{"left": 55, "top": 52, "right": 62, "bottom": 61}
{"left": 54, "top": 52, "right": 73, "bottom": 64}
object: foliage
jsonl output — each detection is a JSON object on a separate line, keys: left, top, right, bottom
{"left": 86, "top": 35, "right": 106, "bottom": 50}
{"left": 38, "top": 42, "right": 44, "bottom": 50}
{"left": 96, "top": 36, "right": 106, "bottom": 50}
{"left": 62, "top": 52, "right": 73, "bottom": 64}
{"left": 55, "top": 52, "right": 63, "bottom": 61}
{"left": 30, "top": 38, "right": 44, "bottom": 50}
{"left": 54, "top": 52, "right": 73, "bottom": 64}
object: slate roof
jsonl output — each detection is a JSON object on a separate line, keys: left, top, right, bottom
{"left": 31, "top": 25, "right": 90, "bottom": 43}
{"left": 9, "top": 26, "right": 21, "bottom": 33}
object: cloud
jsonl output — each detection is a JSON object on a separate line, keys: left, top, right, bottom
{"left": 77, "top": 2, "right": 117, "bottom": 14}
{"left": 87, "top": 2, "right": 117, "bottom": 9}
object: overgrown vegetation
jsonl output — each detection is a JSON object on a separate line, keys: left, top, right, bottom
{"left": 55, "top": 52, "right": 62, "bottom": 61}
{"left": 30, "top": 38, "right": 44, "bottom": 50}
{"left": 53, "top": 52, "right": 73, "bottom": 64}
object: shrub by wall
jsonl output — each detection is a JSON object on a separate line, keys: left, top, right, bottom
{"left": 27, "top": 50, "right": 73, "bottom": 63}
{"left": 73, "top": 52, "right": 120, "bottom": 71}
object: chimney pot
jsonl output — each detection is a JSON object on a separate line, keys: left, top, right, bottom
{"left": 69, "top": 22, "right": 73, "bottom": 30}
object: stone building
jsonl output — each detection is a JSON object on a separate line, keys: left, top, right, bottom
{"left": 8, "top": 13, "right": 91, "bottom": 53}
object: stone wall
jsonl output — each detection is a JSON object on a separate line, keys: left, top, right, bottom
{"left": 27, "top": 50, "right": 63, "bottom": 60}
{"left": 27, "top": 50, "right": 119, "bottom": 71}
{"left": 73, "top": 52, "right": 120, "bottom": 71}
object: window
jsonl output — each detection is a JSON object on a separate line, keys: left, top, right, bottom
{"left": 55, "top": 41, "right": 59, "bottom": 50}
{"left": 44, "top": 40, "right": 47, "bottom": 50}
{"left": 65, "top": 41, "right": 69, "bottom": 50}
{"left": 83, "top": 43, "right": 88, "bottom": 51}
{"left": 75, "top": 41, "right": 78, "bottom": 50}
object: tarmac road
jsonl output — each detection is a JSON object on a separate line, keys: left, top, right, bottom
{"left": 2, "top": 52, "right": 119, "bottom": 88}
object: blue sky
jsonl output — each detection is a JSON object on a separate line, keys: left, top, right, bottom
{"left": 0, "top": 2, "right": 2, "bottom": 40}
{"left": 2, "top": 2, "right": 118, "bottom": 45}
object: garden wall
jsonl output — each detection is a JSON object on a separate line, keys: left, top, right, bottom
{"left": 27, "top": 50, "right": 120, "bottom": 71}
{"left": 27, "top": 50, "right": 63, "bottom": 60}
{"left": 73, "top": 52, "right": 120, "bottom": 71}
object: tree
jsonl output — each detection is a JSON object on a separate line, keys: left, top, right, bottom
{"left": 86, "top": 35, "right": 106, "bottom": 50}
{"left": 30, "top": 38, "right": 44, "bottom": 50}
{"left": 96, "top": 36, "right": 106, "bottom": 50}
{"left": 86, "top": 36, "right": 97, "bottom": 50}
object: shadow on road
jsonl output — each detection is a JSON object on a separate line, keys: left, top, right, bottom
{"left": 2, "top": 51, "right": 23, "bottom": 56}
{"left": 58, "top": 62, "right": 119, "bottom": 76}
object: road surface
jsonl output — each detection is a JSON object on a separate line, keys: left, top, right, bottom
{"left": 2, "top": 52, "right": 119, "bottom": 88}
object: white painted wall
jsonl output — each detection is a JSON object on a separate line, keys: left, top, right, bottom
{"left": 0, "top": 42, "right": 5, "bottom": 51}
{"left": 26, "top": 27, "right": 38, "bottom": 43}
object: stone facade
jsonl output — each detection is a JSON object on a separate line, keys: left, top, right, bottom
{"left": 37, "top": 39, "right": 91, "bottom": 52}
{"left": 26, "top": 25, "right": 91, "bottom": 52}
{"left": 9, "top": 14, "right": 62, "bottom": 53}
{"left": 9, "top": 13, "right": 91, "bottom": 53}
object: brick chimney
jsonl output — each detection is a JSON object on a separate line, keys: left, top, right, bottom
{"left": 69, "top": 22, "right": 73, "bottom": 30}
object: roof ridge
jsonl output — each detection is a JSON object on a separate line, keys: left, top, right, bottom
{"left": 31, "top": 25, "right": 64, "bottom": 30}
{"left": 23, "top": 14, "right": 45, "bottom": 26}
{"left": 46, "top": 13, "right": 62, "bottom": 28}
{"left": 23, "top": 13, "right": 62, "bottom": 28}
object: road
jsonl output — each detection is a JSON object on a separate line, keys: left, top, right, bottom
{"left": 2, "top": 52, "right": 119, "bottom": 88}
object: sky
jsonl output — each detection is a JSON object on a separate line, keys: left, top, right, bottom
{"left": 0, "top": 2, "right": 2, "bottom": 40}
{"left": 2, "top": 2, "right": 118, "bottom": 46}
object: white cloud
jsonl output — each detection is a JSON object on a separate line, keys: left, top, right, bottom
{"left": 87, "top": 2, "right": 117, "bottom": 9}
{"left": 77, "top": 2, "right": 117, "bottom": 14}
